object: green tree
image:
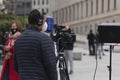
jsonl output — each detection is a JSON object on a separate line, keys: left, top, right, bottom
{"left": 0, "top": 14, "right": 28, "bottom": 35}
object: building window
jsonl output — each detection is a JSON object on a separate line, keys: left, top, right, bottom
{"left": 42, "top": 0, "right": 44, "bottom": 5}
{"left": 113, "top": 20, "right": 115, "bottom": 22}
{"left": 17, "top": 3, "right": 22, "bottom": 8}
{"left": 56, "top": 11, "right": 58, "bottom": 24}
{"left": 81, "top": 1, "right": 83, "bottom": 18}
{"left": 22, "top": 2, "right": 25, "bottom": 7}
{"left": 85, "top": 25, "right": 88, "bottom": 34}
{"left": 69, "top": 6, "right": 71, "bottom": 21}
{"left": 91, "top": 1, "right": 93, "bottom": 16}
{"left": 114, "top": 0, "right": 117, "bottom": 10}
{"left": 73, "top": 5, "right": 75, "bottom": 20}
{"left": 65, "top": 7, "right": 67, "bottom": 22}
{"left": 101, "top": 0, "right": 104, "bottom": 13}
{"left": 76, "top": 27, "right": 78, "bottom": 33}
{"left": 108, "top": 0, "right": 110, "bottom": 11}
{"left": 90, "top": 24, "right": 92, "bottom": 30}
{"left": 86, "top": 0, "right": 88, "bottom": 17}
{"left": 46, "top": 8, "right": 49, "bottom": 13}
{"left": 95, "top": 24, "right": 98, "bottom": 31}
{"left": 77, "top": 3, "right": 79, "bottom": 20}
{"left": 96, "top": 0, "right": 98, "bottom": 14}
{"left": 80, "top": 27, "right": 83, "bottom": 34}
{"left": 34, "top": 0, "right": 36, "bottom": 5}
{"left": 42, "top": 9, "right": 44, "bottom": 13}
{"left": 38, "top": 0, "right": 40, "bottom": 5}
{"left": 26, "top": 2, "right": 31, "bottom": 8}
{"left": 46, "top": 0, "right": 49, "bottom": 4}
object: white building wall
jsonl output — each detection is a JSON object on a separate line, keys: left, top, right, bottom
{"left": 52, "top": 0, "right": 120, "bottom": 35}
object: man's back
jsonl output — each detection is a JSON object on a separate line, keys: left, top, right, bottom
{"left": 14, "top": 26, "right": 58, "bottom": 80}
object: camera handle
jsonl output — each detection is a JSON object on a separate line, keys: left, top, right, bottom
{"left": 56, "top": 38, "right": 70, "bottom": 80}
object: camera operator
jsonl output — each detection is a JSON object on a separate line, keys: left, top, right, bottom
{"left": 53, "top": 24, "right": 76, "bottom": 76}
{"left": 63, "top": 26, "right": 74, "bottom": 75}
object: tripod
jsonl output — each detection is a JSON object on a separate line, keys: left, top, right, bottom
{"left": 56, "top": 38, "right": 70, "bottom": 80}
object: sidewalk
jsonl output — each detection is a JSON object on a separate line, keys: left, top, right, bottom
{"left": 69, "top": 51, "right": 120, "bottom": 80}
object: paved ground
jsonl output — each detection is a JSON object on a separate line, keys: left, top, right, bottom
{"left": 69, "top": 51, "right": 120, "bottom": 80}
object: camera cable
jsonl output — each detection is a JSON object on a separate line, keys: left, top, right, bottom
{"left": 93, "top": 45, "right": 98, "bottom": 80}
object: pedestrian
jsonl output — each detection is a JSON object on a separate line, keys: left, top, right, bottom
{"left": 13, "top": 9, "right": 58, "bottom": 80}
{"left": 87, "top": 30, "right": 96, "bottom": 55}
{"left": 64, "top": 26, "right": 74, "bottom": 74}
{"left": 95, "top": 32, "right": 105, "bottom": 59}
{"left": 98, "top": 43, "right": 105, "bottom": 59}
{"left": 0, "top": 20, "right": 23, "bottom": 80}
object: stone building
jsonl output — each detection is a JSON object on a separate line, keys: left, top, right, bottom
{"left": 52, "top": 0, "right": 119, "bottom": 35}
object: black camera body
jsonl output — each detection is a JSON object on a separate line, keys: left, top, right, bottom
{"left": 54, "top": 25, "right": 76, "bottom": 43}
{"left": 61, "top": 31, "right": 76, "bottom": 43}
{"left": 98, "top": 23, "right": 120, "bottom": 43}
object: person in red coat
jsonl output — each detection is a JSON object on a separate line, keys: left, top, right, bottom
{"left": 0, "top": 20, "right": 23, "bottom": 80}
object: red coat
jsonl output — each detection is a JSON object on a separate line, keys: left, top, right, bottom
{"left": 0, "top": 32, "right": 21, "bottom": 80}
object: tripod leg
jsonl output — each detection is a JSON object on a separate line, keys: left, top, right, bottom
{"left": 107, "top": 45, "right": 112, "bottom": 80}
{"left": 58, "top": 55, "right": 70, "bottom": 80}
{"left": 109, "top": 45, "right": 112, "bottom": 80}
{"left": 60, "top": 70, "right": 65, "bottom": 80}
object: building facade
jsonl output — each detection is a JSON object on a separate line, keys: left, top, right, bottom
{"left": 52, "top": 0, "right": 119, "bottom": 35}
{"left": 6, "top": 0, "right": 50, "bottom": 15}
{"left": 0, "top": 0, "right": 5, "bottom": 14}
{"left": 6, "top": 0, "right": 16, "bottom": 14}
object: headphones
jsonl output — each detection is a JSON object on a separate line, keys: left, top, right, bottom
{"left": 36, "top": 10, "right": 43, "bottom": 26}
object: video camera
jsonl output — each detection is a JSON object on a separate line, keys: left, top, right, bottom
{"left": 54, "top": 24, "right": 76, "bottom": 44}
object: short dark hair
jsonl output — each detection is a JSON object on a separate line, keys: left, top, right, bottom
{"left": 28, "top": 9, "right": 42, "bottom": 25}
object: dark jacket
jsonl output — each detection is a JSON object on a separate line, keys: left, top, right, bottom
{"left": 64, "top": 28, "right": 74, "bottom": 50}
{"left": 64, "top": 43, "right": 74, "bottom": 50}
{"left": 14, "top": 25, "right": 58, "bottom": 80}
{"left": 87, "top": 32, "right": 95, "bottom": 44}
